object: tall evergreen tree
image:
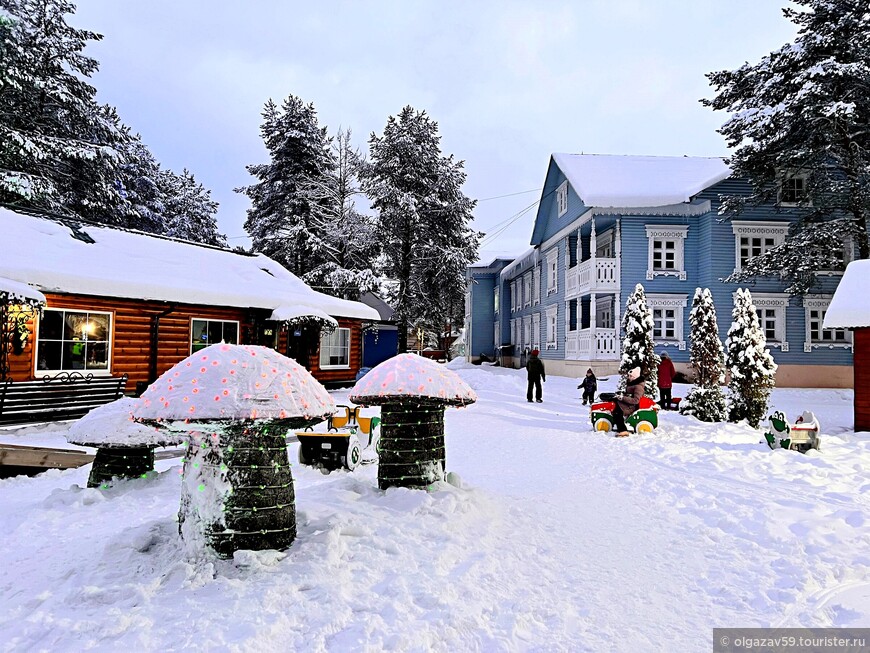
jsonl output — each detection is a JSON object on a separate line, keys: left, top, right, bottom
{"left": 619, "top": 283, "right": 659, "bottom": 396}
{"left": 159, "top": 168, "right": 225, "bottom": 246}
{"left": 680, "top": 288, "right": 726, "bottom": 422}
{"left": 725, "top": 289, "right": 777, "bottom": 427}
{"left": 0, "top": 0, "right": 124, "bottom": 215}
{"left": 236, "top": 95, "right": 334, "bottom": 275}
{"left": 302, "top": 128, "right": 379, "bottom": 299}
{"left": 362, "top": 106, "right": 479, "bottom": 352}
{"left": 703, "top": 0, "right": 870, "bottom": 294}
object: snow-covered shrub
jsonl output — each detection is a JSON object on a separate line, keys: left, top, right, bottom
{"left": 680, "top": 288, "right": 726, "bottom": 422}
{"left": 725, "top": 289, "right": 777, "bottom": 428}
{"left": 619, "top": 283, "right": 659, "bottom": 396}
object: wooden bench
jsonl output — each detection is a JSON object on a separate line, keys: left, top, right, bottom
{"left": 0, "top": 372, "right": 128, "bottom": 426}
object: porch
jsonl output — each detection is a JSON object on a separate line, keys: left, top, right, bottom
{"left": 565, "top": 327, "right": 620, "bottom": 361}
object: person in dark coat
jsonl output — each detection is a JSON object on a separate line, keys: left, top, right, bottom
{"left": 613, "top": 367, "right": 645, "bottom": 437}
{"left": 578, "top": 368, "right": 597, "bottom": 405}
{"left": 526, "top": 349, "right": 546, "bottom": 403}
{"left": 657, "top": 351, "right": 676, "bottom": 409}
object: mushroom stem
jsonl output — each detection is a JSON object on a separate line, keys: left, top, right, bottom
{"left": 377, "top": 403, "right": 446, "bottom": 490}
{"left": 88, "top": 446, "right": 155, "bottom": 488}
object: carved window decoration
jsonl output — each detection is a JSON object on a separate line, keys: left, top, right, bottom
{"left": 731, "top": 222, "right": 790, "bottom": 273}
{"left": 556, "top": 181, "right": 568, "bottom": 217}
{"left": 646, "top": 294, "right": 688, "bottom": 350}
{"left": 804, "top": 296, "right": 851, "bottom": 352}
{"left": 645, "top": 225, "right": 688, "bottom": 280}
{"left": 737, "top": 292, "right": 789, "bottom": 351}
{"left": 545, "top": 248, "right": 558, "bottom": 295}
{"left": 545, "top": 305, "right": 558, "bottom": 349}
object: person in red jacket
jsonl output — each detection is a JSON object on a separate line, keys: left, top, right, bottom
{"left": 657, "top": 351, "right": 676, "bottom": 409}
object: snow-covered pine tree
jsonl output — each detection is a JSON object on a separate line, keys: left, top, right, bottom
{"left": 236, "top": 95, "right": 334, "bottom": 276}
{"left": 301, "top": 128, "right": 379, "bottom": 299}
{"left": 0, "top": 0, "right": 125, "bottom": 216}
{"left": 725, "top": 288, "right": 777, "bottom": 427}
{"left": 619, "top": 283, "right": 659, "bottom": 396}
{"left": 680, "top": 288, "right": 726, "bottom": 422}
{"left": 159, "top": 169, "right": 225, "bottom": 246}
{"left": 704, "top": 0, "right": 870, "bottom": 294}
{"left": 362, "top": 106, "right": 479, "bottom": 352}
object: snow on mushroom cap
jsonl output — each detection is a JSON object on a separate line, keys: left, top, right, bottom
{"left": 132, "top": 343, "right": 335, "bottom": 422}
{"left": 67, "top": 397, "right": 183, "bottom": 447}
{"left": 349, "top": 353, "right": 477, "bottom": 407}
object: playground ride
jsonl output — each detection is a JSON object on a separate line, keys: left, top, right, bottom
{"left": 295, "top": 405, "right": 381, "bottom": 471}
{"left": 764, "top": 410, "right": 821, "bottom": 453}
{"left": 590, "top": 393, "right": 660, "bottom": 434}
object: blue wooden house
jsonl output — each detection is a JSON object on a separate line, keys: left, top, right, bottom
{"left": 465, "top": 154, "right": 853, "bottom": 388}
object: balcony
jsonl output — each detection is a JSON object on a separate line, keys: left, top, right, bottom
{"left": 565, "top": 328, "right": 620, "bottom": 361}
{"left": 565, "top": 258, "right": 618, "bottom": 299}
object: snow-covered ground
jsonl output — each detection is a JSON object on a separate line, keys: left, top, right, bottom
{"left": 1, "top": 362, "right": 869, "bottom": 652}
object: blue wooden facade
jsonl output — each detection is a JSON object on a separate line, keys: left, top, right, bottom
{"left": 465, "top": 154, "right": 853, "bottom": 387}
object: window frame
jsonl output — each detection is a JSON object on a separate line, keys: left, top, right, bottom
{"left": 731, "top": 221, "right": 790, "bottom": 273}
{"left": 645, "top": 225, "right": 688, "bottom": 280}
{"left": 646, "top": 294, "right": 688, "bottom": 350}
{"left": 736, "top": 292, "right": 789, "bottom": 351}
{"left": 190, "top": 318, "right": 240, "bottom": 355}
{"left": 778, "top": 172, "right": 809, "bottom": 206}
{"left": 319, "top": 327, "right": 352, "bottom": 369}
{"left": 493, "top": 285, "right": 500, "bottom": 315}
{"left": 523, "top": 272, "right": 532, "bottom": 308}
{"left": 545, "top": 305, "right": 559, "bottom": 349}
{"left": 556, "top": 181, "right": 568, "bottom": 217}
{"left": 545, "top": 248, "right": 558, "bottom": 295}
{"left": 532, "top": 266, "right": 541, "bottom": 305}
{"left": 35, "top": 308, "right": 114, "bottom": 376}
{"left": 804, "top": 296, "right": 852, "bottom": 352}
{"left": 532, "top": 312, "right": 541, "bottom": 350}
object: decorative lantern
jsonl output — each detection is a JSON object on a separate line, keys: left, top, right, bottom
{"left": 349, "top": 354, "right": 476, "bottom": 490}
{"left": 132, "top": 344, "right": 335, "bottom": 557}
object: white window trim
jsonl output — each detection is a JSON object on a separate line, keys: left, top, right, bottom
{"left": 523, "top": 315, "right": 532, "bottom": 348}
{"left": 532, "top": 313, "right": 541, "bottom": 350}
{"left": 777, "top": 171, "right": 810, "bottom": 207}
{"left": 804, "top": 295, "right": 852, "bottom": 352}
{"left": 35, "top": 308, "right": 114, "bottom": 376}
{"left": 732, "top": 292, "right": 789, "bottom": 351}
{"left": 545, "top": 248, "right": 558, "bottom": 295}
{"left": 523, "top": 272, "right": 532, "bottom": 308}
{"left": 731, "top": 221, "right": 790, "bottom": 273}
{"left": 319, "top": 327, "right": 351, "bottom": 369}
{"left": 596, "top": 229, "right": 614, "bottom": 259}
{"left": 493, "top": 286, "right": 499, "bottom": 315}
{"left": 556, "top": 181, "right": 568, "bottom": 217}
{"left": 646, "top": 294, "right": 688, "bottom": 350}
{"left": 545, "top": 305, "right": 558, "bottom": 349}
{"left": 645, "top": 225, "right": 688, "bottom": 281}
{"left": 190, "top": 318, "right": 241, "bottom": 355}
{"left": 532, "top": 266, "right": 541, "bottom": 305}
{"left": 818, "top": 236, "right": 853, "bottom": 275}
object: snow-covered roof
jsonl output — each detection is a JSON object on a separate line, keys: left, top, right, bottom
{"left": 823, "top": 260, "right": 870, "bottom": 328}
{"left": 133, "top": 343, "right": 336, "bottom": 423}
{"left": 552, "top": 153, "right": 731, "bottom": 208}
{"left": 268, "top": 304, "right": 337, "bottom": 326}
{"left": 0, "top": 275, "right": 46, "bottom": 305}
{"left": 67, "top": 397, "right": 184, "bottom": 447}
{"left": 350, "top": 353, "right": 477, "bottom": 407}
{"left": 0, "top": 209, "right": 378, "bottom": 320}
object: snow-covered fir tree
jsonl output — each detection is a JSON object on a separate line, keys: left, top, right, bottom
{"left": 680, "top": 288, "right": 726, "bottom": 422}
{"left": 619, "top": 283, "right": 659, "bottom": 396}
{"left": 236, "top": 95, "right": 334, "bottom": 276}
{"left": 725, "top": 288, "right": 777, "bottom": 427}
{"left": 362, "top": 106, "right": 479, "bottom": 352}
{"left": 0, "top": 0, "right": 125, "bottom": 215}
{"left": 159, "top": 169, "right": 225, "bottom": 246}
{"left": 704, "top": 0, "right": 870, "bottom": 294}
{"left": 301, "top": 128, "right": 379, "bottom": 299}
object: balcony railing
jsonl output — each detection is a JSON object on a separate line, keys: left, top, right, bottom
{"left": 565, "top": 258, "right": 618, "bottom": 298}
{"left": 565, "top": 327, "right": 620, "bottom": 361}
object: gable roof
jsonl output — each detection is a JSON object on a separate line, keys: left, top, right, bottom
{"left": 551, "top": 153, "right": 731, "bottom": 208}
{"left": 0, "top": 208, "right": 379, "bottom": 320}
{"left": 823, "top": 259, "right": 870, "bottom": 329}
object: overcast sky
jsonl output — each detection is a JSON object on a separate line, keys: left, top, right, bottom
{"left": 70, "top": 0, "right": 798, "bottom": 263}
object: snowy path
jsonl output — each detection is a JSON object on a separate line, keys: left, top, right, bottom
{"left": 1, "top": 364, "right": 869, "bottom": 651}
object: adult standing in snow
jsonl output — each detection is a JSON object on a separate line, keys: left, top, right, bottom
{"left": 613, "top": 367, "right": 644, "bottom": 437}
{"left": 657, "top": 352, "right": 676, "bottom": 409}
{"left": 578, "top": 368, "right": 597, "bottom": 405}
{"left": 526, "top": 349, "right": 546, "bottom": 403}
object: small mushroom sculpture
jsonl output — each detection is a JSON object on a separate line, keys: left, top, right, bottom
{"left": 349, "top": 353, "right": 476, "bottom": 490}
{"left": 132, "top": 343, "right": 335, "bottom": 557}
{"left": 67, "top": 397, "right": 183, "bottom": 488}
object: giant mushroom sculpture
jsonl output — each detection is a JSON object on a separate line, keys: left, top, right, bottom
{"left": 67, "top": 397, "right": 184, "bottom": 488}
{"left": 132, "top": 343, "right": 335, "bottom": 557}
{"left": 349, "top": 353, "right": 476, "bottom": 490}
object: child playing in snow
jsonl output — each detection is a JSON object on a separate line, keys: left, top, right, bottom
{"left": 578, "top": 369, "right": 597, "bottom": 405}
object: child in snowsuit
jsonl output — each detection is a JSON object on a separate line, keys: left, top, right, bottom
{"left": 526, "top": 349, "right": 546, "bottom": 403}
{"left": 657, "top": 351, "right": 676, "bottom": 409}
{"left": 578, "top": 368, "right": 597, "bottom": 405}
{"left": 613, "top": 367, "right": 645, "bottom": 437}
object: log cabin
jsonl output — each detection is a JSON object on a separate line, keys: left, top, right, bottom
{"left": 0, "top": 208, "right": 381, "bottom": 393}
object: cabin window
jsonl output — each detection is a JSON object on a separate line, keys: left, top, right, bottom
{"left": 320, "top": 327, "right": 351, "bottom": 368}
{"left": 545, "top": 305, "right": 558, "bottom": 349}
{"left": 645, "top": 225, "right": 688, "bottom": 280}
{"left": 647, "top": 294, "right": 688, "bottom": 349}
{"left": 191, "top": 319, "right": 239, "bottom": 354}
{"left": 523, "top": 273, "right": 532, "bottom": 307}
{"left": 493, "top": 286, "right": 499, "bottom": 314}
{"left": 778, "top": 173, "right": 808, "bottom": 205}
{"left": 36, "top": 309, "right": 112, "bottom": 373}
{"left": 532, "top": 266, "right": 541, "bottom": 305}
{"left": 523, "top": 316, "right": 532, "bottom": 346}
{"left": 739, "top": 293, "right": 789, "bottom": 351}
{"left": 731, "top": 222, "right": 789, "bottom": 272}
{"left": 804, "top": 296, "right": 851, "bottom": 352}
{"left": 545, "top": 248, "right": 558, "bottom": 295}
{"left": 556, "top": 181, "right": 568, "bottom": 217}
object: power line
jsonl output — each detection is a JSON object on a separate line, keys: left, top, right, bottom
{"left": 477, "top": 188, "right": 540, "bottom": 202}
